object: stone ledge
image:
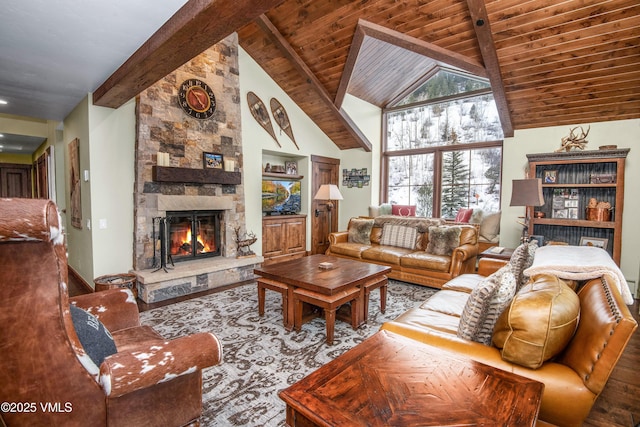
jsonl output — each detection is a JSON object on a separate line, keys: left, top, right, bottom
{"left": 135, "top": 255, "right": 263, "bottom": 284}
{"left": 133, "top": 256, "right": 264, "bottom": 303}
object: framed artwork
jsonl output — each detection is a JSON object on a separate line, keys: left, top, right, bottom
{"left": 203, "top": 152, "right": 223, "bottom": 169}
{"left": 69, "top": 138, "right": 82, "bottom": 229}
{"left": 544, "top": 170, "right": 558, "bottom": 183}
{"left": 579, "top": 236, "right": 608, "bottom": 249}
{"left": 285, "top": 161, "right": 298, "bottom": 175}
{"left": 552, "top": 188, "right": 579, "bottom": 219}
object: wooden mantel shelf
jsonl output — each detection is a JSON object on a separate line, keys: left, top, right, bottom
{"left": 152, "top": 166, "right": 241, "bottom": 185}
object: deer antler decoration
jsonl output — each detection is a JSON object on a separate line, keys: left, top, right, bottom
{"left": 555, "top": 125, "right": 590, "bottom": 152}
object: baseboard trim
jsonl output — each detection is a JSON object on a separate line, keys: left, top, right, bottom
{"left": 68, "top": 266, "right": 94, "bottom": 293}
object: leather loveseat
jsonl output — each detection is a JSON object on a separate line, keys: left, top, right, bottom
{"left": 326, "top": 215, "right": 479, "bottom": 288}
{"left": 381, "top": 256, "right": 637, "bottom": 426}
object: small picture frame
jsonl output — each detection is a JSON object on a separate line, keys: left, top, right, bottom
{"left": 203, "top": 152, "right": 223, "bottom": 169}
{"left": 579, "top": 236, "right": 608, "bottom": 249}
{"left": 285, "top": 161, "right": 298, "bottom": 175}
{"left": 544, "top": 170, "right": 558, "bottom": 184}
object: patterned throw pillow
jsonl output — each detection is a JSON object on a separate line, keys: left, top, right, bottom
{"left": 347, "top": 218, "right": 374, "bottom": 244}
{"left": 507, "top": 241, "right": 538, "bottom": 289}
{"left": 426, "top": 226, "right": 462, "bottom": 256}
{"left": 391, "top": 204, "right": 417, "bottom": 217}
{"left": 380, "top": 224, "right": 418, "bottom": 249}
{"left": 457, "top": 264, "right": 518, "bottom": 345}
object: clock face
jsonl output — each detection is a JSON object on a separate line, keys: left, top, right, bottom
{"left": 178, "top": 79, "right": 216, "bottom": 119}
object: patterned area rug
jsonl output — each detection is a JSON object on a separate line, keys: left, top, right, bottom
{"left": 140, "top": 279, "right": 437, "bottom": 426}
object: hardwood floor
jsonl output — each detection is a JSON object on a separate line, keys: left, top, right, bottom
{"left": 583, "top": 297, "right": 640, "bottom": 427}
{"left": 67, "top": 271, "right": 639, "bottom": 426}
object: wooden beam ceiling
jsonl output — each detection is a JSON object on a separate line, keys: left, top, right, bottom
{"left": 93, "top": 0, "right": 286, "bottom": 109}
{"left": 466, "top": 0, "right": 514, "bottom": 137}
{"left": 93, "top": 0, "right": 640, "bottom": 150}
{"left": 254, "top": 15, "right": 372, "bottom": 151}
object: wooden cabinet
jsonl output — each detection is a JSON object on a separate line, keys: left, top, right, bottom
{"left": 262, "top": 215, "right": 307, "bottom": 265}
{"left": 526, "top": 149, "right": 628, "bottom": 265}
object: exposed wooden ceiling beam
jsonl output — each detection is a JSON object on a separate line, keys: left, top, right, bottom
{"left": 93, "top": 0, "right": 286, "bottom": 109}
{"left": 254, "top": 14, "right": 373, "bottom": 152}
{"left": 466, "top": 0, "right": 514, "bottom": 137}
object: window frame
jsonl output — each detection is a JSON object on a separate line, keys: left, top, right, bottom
{"left": 381, "top": 98, "right": 503, "bottom": 218}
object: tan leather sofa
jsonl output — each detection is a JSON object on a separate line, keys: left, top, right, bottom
{"left": 327, "top": 216, "right": 479, "bottom": 288}
{"left": 381, "top": 259, "right": 637, "bottom": 427}
{"left": 0, "top": 198, "right": 222, "bottom": 426}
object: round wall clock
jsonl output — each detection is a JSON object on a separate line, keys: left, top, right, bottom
{"left": 178, "top": 79, "right": 216, "bottom": 119}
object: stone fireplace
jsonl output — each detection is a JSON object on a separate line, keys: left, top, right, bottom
{"left": 131, "top": 34, "right": 262, "bottom": 303}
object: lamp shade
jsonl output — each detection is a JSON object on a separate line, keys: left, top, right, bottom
{"left": 314, "top": 184, "right": 344, "bottom": 201}
{"left": 510, "top": 178, "right": 544, "bottom": 207}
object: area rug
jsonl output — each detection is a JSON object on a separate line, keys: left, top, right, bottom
{"left": 140, "top": 280, "right": 437, "bottom": 426}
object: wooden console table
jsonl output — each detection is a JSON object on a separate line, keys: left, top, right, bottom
{"left": 279, "top": 330, "right": 544, "bottom": 426}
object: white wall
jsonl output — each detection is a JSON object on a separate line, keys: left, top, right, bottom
{"left": 501, "top": 118, "right": 640, "bottom": 291}
{"left": 62, "top": 95, "right": 136, "bottom": 286}
{"left": 339, "top": 95, "right": 381, "bottom": 227}
{"left": 88, "top": 96, "right": 136, "bottom": 278}
{"left": 63, "top": 96, "right": 94, "bottom": 282}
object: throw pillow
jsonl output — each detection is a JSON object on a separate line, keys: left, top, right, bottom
{"left": 391, "top": 204, "right": 416, "bottom": 217}
{"left": 380, "top": 224, "right": 418, "bottom": 249}
{"left": 379, "top": 203, "right": 392, "bottom": 216}
{"left": 456, "top": 265, "right": 517, "bottom": 345}
{"left": 70, "top": 304, "right": 117, "bottom": 367}
{"left": 506, "top": 241, "right": 538, "bottom": 290}
{"left": 469, "top": 208, "right": 484, "bottom": 224}
{"left": 426, "top": 226, "right": 462, "bottom": 256}
{"left": 348, "top": 218, "right": 374, "bottom": 244}
{"left": 479, "top": 211, "right": 501, "bottom": 241}
{"left": 493, "top": 274, "right": 580, "bottom": 369}
{"left": 454, "top": 208, "right": 473, "bottom": 223}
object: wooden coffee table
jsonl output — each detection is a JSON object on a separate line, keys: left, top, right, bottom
{"left": 279, "top": 330, "right": 544, "bottom": 426}
{"left": 254, "top": 255, "right": 391, "bottom": 339}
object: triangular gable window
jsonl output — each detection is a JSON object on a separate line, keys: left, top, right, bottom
{"left": 395, "top": 69, "right": 491, "bottom": 107}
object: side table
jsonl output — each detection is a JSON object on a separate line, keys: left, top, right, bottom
{"left": 479, "top": 246, "right": 514, "bottom": 261}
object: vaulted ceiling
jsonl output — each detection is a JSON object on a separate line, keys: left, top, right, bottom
{"left": 90, "top": 0, "right": 639, "bottom": 152}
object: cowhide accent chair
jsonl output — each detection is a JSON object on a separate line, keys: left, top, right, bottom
{"left": 0, "top": 198, "right": 222, "bottom": 426}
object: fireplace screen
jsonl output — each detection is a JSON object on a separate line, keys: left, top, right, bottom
{"left": 166, "top": 210, "right": 222, "bottom": 262}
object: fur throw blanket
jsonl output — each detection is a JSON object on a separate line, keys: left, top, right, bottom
{"left": 523, "top": 245, "right": 633, "bottom": 304}
{"left": 373, "top": 215, "right": 443, "bottom": 233}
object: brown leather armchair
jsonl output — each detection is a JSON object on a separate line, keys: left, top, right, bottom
{"left": 0, "top": 198, "right": 222, "bottom": 426}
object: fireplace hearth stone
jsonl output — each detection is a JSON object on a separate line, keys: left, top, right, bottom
{"left": 134, "top": 256, "right": 263, "bottom": 303}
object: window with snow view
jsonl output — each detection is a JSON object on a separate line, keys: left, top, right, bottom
{"left": 383, "top": 69, "right": 503, "bottom": 218}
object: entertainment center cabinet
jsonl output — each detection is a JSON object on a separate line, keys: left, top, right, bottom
{"left": 526, "top": 148, "right": 628, "bottom": 265}
{"left": 262, "top": 215, "right": 307, "bottom": 265}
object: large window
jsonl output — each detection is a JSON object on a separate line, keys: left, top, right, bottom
{"left": 384, "top": 69, "right": 503, "bottom": 218}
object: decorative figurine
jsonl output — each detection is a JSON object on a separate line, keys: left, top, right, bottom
{"left": 555, "top": 125, "right": 590, "bottom": 152}
{"left": 234, "top": 226, "right": 257, "bottom": 258}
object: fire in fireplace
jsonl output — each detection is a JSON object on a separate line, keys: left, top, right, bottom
{"left": 166, "top": 210, "right": 222, "bottom": 262}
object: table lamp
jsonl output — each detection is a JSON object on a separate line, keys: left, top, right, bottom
{"left": 510, "top": 178, "right": 544, "bottom": 243}
{"left": 314, "top": 184, "right": 344, "bottom": 236}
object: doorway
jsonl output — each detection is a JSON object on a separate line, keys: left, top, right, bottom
{"left": 0, "top": 163, "right": 32, "bottom": 198}
{"left": 310, "top": 155, "right": 340, "bottom": 255}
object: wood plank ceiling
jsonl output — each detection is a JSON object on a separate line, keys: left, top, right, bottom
{"left": 236, "top": 0, "right": 640, "bottom": 149}
{"left": 95, "top": 0, "right": 640, "bottom": 151}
